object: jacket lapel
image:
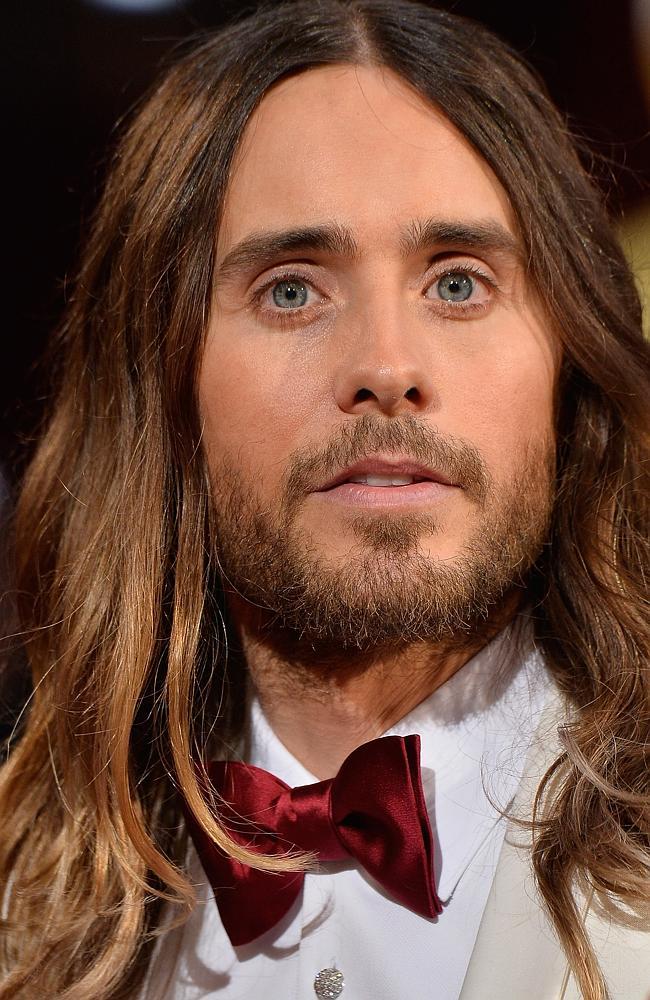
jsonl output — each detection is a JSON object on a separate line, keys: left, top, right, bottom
{"left": 459, "top": 686, "right": 572, "bottom": 1000}
{"left": 459, "top": 680, "right": 650, "bottom": 1000}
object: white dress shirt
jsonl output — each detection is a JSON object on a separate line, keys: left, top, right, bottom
{"left": 144, "top": 620, "right": 551, "bottom": 999}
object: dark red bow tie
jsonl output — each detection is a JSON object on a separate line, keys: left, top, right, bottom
{"left": 182, "top": 734, "right": 442, "bottom": 946}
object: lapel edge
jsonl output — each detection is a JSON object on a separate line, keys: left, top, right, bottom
{"left": 459, "top": 684, "right": 571, "bottom": 1000}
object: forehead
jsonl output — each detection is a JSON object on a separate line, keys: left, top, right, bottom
{"left": 217, "top": 63, "right": 516, "bottom": 254}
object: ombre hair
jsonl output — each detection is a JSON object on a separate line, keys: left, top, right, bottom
{"left": 1, "top": 2, "right": 648, "bottom": 997}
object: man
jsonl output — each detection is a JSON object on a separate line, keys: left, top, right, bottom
{"left": 1, "top": 2, "right": 648, "bottom": 998}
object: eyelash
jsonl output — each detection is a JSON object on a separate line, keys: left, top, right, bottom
{"left": 249, "top": 263, "right": 498, "bottom": 328}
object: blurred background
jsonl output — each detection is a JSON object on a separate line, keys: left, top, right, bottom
{"left": 3, "top": 0, "right": 650, "bottom": 473}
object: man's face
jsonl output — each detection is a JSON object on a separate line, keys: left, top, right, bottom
{"left": 199, "top": 64, "right": 558, "bottom": 649}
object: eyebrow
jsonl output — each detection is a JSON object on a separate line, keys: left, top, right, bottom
{"left": 214, "top": 217, "right": 522, "bottom": 284}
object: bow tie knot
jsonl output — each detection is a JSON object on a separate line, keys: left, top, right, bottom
{"left": 273, "top": 779, "right": 349, "bottom": 860}
{"left": 183, "top": 734, "right": 442, "bottom": 946}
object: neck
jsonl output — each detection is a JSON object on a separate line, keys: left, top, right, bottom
{"left": 227, "top": 590, "right": 524, "bottom": 779}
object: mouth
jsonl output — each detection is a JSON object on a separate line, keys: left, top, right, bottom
{"left": 311, "top": 456, "right": 461, "bottom": 508}
{"left": 339, "top": 473, "right": 436, "bottom": 486}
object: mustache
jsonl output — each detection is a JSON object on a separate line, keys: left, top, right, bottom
{"left": 283, "top": 413, "right": 491, "bottom": 509}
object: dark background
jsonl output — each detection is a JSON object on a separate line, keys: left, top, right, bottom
{"left": 4, "top": 0, "right": 650, "bottom": 474}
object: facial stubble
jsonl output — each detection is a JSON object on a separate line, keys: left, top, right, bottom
{"left": 208, "top": 415, "right": 555, "bottom": 653}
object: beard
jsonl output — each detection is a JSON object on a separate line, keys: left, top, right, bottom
{"left": 209, "top": 414, "right": 555, "bottom": 652}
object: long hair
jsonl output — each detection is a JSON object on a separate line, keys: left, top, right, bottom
{"left": 1, "top": 2, "right": 648, "bottom": 996}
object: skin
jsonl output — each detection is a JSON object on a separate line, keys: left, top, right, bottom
{"left": 199, "top": 64, "right": 560, "bottom": 778}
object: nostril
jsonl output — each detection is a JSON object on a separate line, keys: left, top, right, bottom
{"left": 405, "top": 386, "right": 419, "bottom": 401}
{"left": 354, "top": 387, "right": 374, "bottom": 403}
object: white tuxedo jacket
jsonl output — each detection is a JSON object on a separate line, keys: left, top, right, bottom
{"left": 459, "top": 687, "right": 650, "bottom": 1000}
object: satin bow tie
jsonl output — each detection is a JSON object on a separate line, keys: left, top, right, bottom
{"left": 182, "top": 734, "right": 442, "bottom": 946}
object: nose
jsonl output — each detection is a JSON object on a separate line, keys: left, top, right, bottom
{"left": 332, "top": 308, "right": 438, "bottom": 417}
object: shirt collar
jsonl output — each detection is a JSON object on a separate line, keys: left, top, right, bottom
{"left": 245, "top": 614, "right": 552, "bottom": 897}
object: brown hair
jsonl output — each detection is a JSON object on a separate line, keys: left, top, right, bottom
{"left": 1, "top": 2, "right": 648, "bottom": 996}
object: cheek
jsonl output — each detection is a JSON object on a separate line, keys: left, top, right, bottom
{"left": 453, "top": 332, "right": 556, "bottom": 482}
{"left": 198, "top": 331, "right": 325, "bottom": 475}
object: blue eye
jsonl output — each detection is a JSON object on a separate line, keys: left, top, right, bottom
{"left": 437, "top": 272, "right": 474, "bottom": 302}
{"left": 272, "top": 279, "right": 309, "bottom": 309}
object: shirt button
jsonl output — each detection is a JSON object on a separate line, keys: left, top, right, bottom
{"left": 314, "top": 967, "right": 345, "bottom": 998}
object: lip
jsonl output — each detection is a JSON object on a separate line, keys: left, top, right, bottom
{"left": 309, "top": 454, "right": 461, "bottom": 509}
{"left": 313, "top": 455, "right": 459, "bottom": 493}
{"left": 313, "top": 479, "right": 459, "bottom": 508}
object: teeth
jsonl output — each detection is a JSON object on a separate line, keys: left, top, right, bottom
{"left": 348, "top": 474, "right": 416, "bottom": 486}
